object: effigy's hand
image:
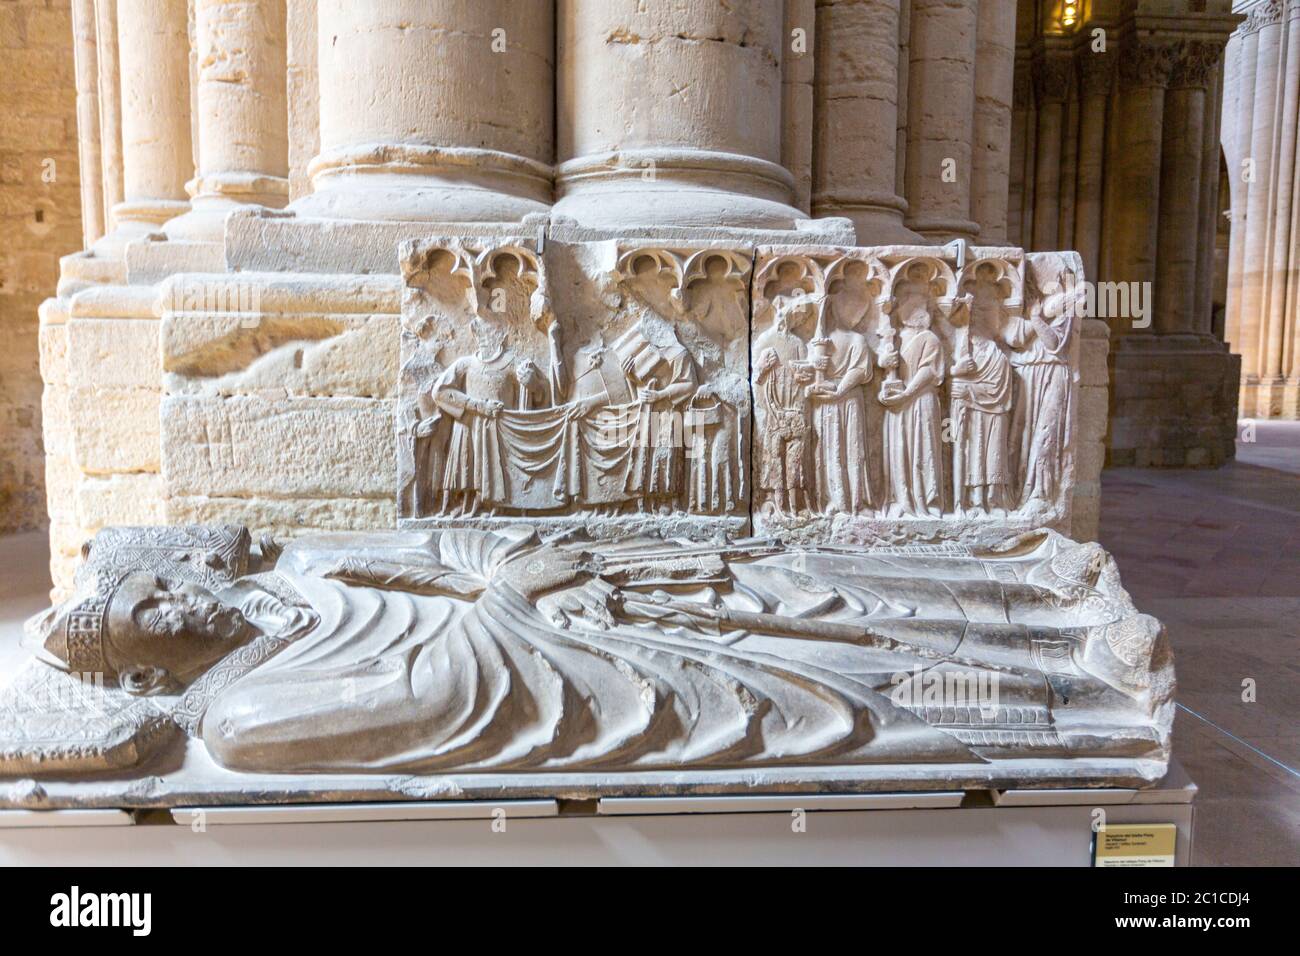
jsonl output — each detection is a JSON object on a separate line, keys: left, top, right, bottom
{"left": 501, "top": 548, "right": 601, "bottom": 598}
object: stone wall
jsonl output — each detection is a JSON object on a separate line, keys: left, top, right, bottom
{"left": 0, "top": 0, "right": 82, "bottom": 532}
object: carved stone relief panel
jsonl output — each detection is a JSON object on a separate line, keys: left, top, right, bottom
{"left": 397, "top": 238, "right": 752, "bottom": 538}
{"left": 751, "top": 245, "right": 1080, "bottom": 547}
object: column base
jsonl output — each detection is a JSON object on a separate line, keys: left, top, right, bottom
{"left": 1107, "top": 334, "right": 1241, "bottom": 468}
{"left": 1240, "top": 378, "right": 1300, "bottom": 420}
{"left": 289, "top": 143, "right": 553, "bottom": 224}
{"left": 76, "top": 200, "right": 192, "bottom": 269}
{"left": 905, "top": 215, "right": 981, "bottom": 244}
{"left": 812, "top": 193, "right": 923, "bottom": 245}
{"left": 164, "top": 173, "right": 290, "bottom": 243}
{"left": 553, "top": 148, "right": 824, "bottom": 234}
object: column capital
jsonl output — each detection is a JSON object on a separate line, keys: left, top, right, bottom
{"left": 1167, "top": 40, "right": 1224, "bottom": 90}
{"left": 1117, "top": 39, "right": 1176, "bottom": 91}
{"left": 1077, "top": 50, "right": 1115, "bottom": 98}
{"left": 1240, "top": 0, "right": 1285, "bottom": 35}
{"left": 1032, "top": 50, "right": 1073, "bottom": 105}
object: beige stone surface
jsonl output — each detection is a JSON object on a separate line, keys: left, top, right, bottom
{"left": 160, "top": 395, "right": 395, "bottom": 497}
{"left": 76, "top": 472, "right": 165, "bottom": 531}
{"left": 163, "top": 312, "right": 399, "bottom": 399}
{"left": 67, "top": 317, "right": 160, "bottom": 387}
{"left": 69, "top": 386, "right": 160, "bottom": 473}
{"left": 166, "top": 494, "right": 396, "bottom": 539}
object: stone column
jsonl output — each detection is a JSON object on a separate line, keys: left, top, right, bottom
{"left": 1289, "top": 1, "right": 1300, "bottom": 402}
{"left": 811, "top": 0, "right": 916, "bottom": 242}
{"left": 896, "top": 0, "right": 911, "bottom": 212}
{"left": 1195, "top": 56, "right": 1225, "bottom": 335}
{"left": 1107, "top": 27, "right": 1239, "bottom": 469}
{"left": 94, "top": 0, "right": 124, "bottom": 237}
{"left": 970, "top": 0, "right": 1015, "bottom": 244}
{"left": 1057, "top": 85, "right": 1080, "bottom": 250}
{"left": 291, "top": 0, "right": 553, "bottom": 223}
{"left": 285, "top": 0, "right": 319, "bottom": 203}
{"left": 1153, "top": 42, "right": 1216, "bottom": 336}
{"left": 163, "top": 0, "right": 290, "bottom": 242}
{"left": 1030, "top": 50, "right": 1070, "bottom": 253}
{"left": 555, "top": 0, "right": 806, "bottom": 231}
{"left": 71, "top": 0, "right": 105, "bottom": 247}
{"left": 903, "top": 0, "right": 978, "bottom": 240}
{"left": 1106, "top": 38, "right": 1174, "bottom": 317}
{"left": 1223, "top": 19, "right": 1258, "bottom": 355}
{"left": 782, "top": 0, "right": 815, "bottom": 215}
{"left": 1238, "top": 6, "right": 1284, "bottom": 382}
{"left": 1073, "top": 52, "right": 1113, "bottom": 280}
{"left": 113, "top": 0, "right": 193, "bottom": 239}
{"left": 811, "top": 0, "right": 915, "bottom": 243}
{"left": 1007, "top": 58, "right": 1032, "bottom": 247}
{"left": 1262, "top": 5, "right": 1300, "bottom": 382}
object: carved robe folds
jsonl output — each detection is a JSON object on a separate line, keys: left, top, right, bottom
{"left": 811, "top": 329, "right": 876, "bottom": 514}
{"left": 883, "top": 328, "right": 946, "bottom": 517}
{"left": 0, "top": 522, "right": 1174, "bottom": 797}
{"left": 952, "top": 338, "right": 1013, "bottom": 512}
{"left": 1006, "top": 302, "right": 1075, "bottom": 508}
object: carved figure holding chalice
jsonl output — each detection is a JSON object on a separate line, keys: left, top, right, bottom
{"left": 879, "top": 268, "right": 946, "bottom": 518}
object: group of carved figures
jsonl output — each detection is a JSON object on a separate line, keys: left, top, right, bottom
{"left": 408, "top": 314, "right": 741, "bottom": 518}
{"left": 755, "top": 267, "right": 1076, "bottom": 520}
{"left": 403, "top": 251, "right": 1078, "bottom": 525}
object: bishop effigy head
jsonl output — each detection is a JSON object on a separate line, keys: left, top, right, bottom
{"left": 23, "top": 570, "right": 257, "bottom": 696}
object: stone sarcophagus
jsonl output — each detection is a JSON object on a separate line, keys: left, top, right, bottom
{"left": 0, "top": 240, "right": 1173, "bottom": 809}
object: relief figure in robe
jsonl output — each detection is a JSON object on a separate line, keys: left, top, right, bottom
{"left": 624, "top": 335, "right": 697, "bottom": 514}
{"left": 417, "top": 319, "right": 548, "bottom": 516}
{"left": 685, "top": 380, "right": 740, "bottom": 515}
{"left": 808, "top": 301, "right": 877, "bottom": 515}
{"left": 951, "top": 297, "right": 1013, "bottom": 515}
{"left": 1005, "top": 260, "right": 1076, "bottom": 508}
{"left": 879, "top": 288, "right": 946, "bottom": 518}
{"left": 754, "top": 294, "right": 817, "bottom": 515}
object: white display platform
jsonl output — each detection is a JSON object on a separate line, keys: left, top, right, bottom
{"left": 0, "top": 762, "right": 1195, "bottom": 866}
